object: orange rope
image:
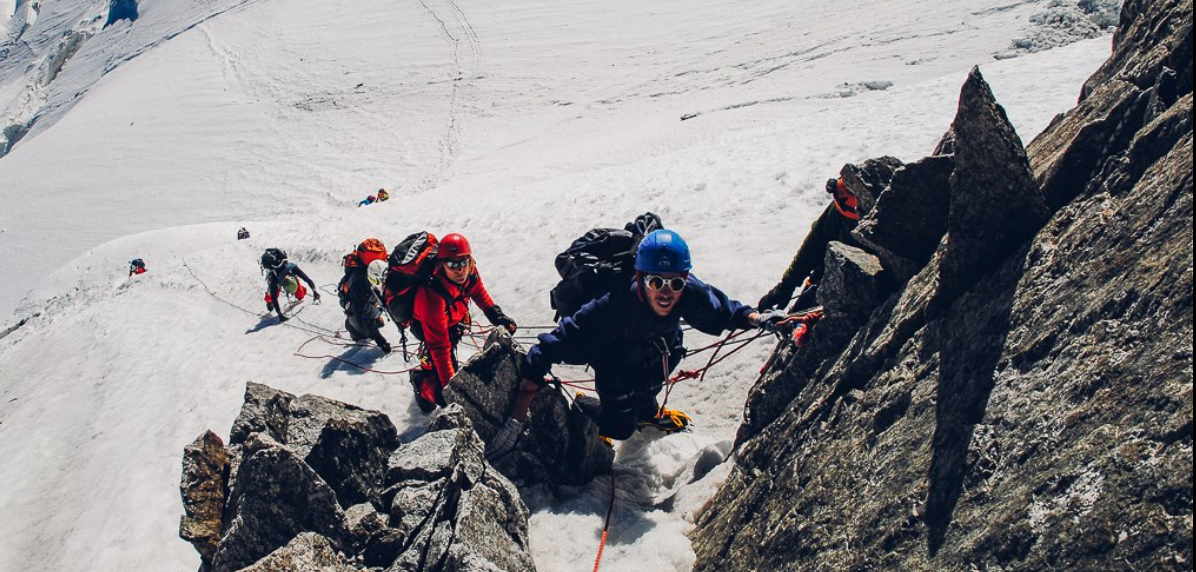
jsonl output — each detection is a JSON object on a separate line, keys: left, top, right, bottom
{"left": 592, "top": 470, "right": 617, "bottom": 572}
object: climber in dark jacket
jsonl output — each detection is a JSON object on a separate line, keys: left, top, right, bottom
{"left": 260, "top": 248, "right": 320, "bottom": 322}
{"left": 757, "top": 177, "right": 863, "bottom": 311}
{"left": 344, "top": 257, "right": 392, "bottom": 352}
{"left": 486, "top": 229, "right": 785, "bottom": 458}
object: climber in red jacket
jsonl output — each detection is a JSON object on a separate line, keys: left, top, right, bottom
{"left": 409, "top": 233, "right": 517, "bottom": 412}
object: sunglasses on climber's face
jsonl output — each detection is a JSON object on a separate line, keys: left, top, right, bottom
{"left": 644, "top": 274, "right": 687, "bottom": 293}
{"left": 443, "top": 257, "right": 471, "bottom": 271}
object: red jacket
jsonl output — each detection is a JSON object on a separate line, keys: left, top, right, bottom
{"left": 413, "top": 267, "right": 496, "bottom": 386}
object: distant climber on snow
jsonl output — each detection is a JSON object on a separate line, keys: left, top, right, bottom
{"left": 128, "top": 258, "right": 147, "bottom": 277}
{"left": 757, "top": 176, "right": 863, "bottom": 313}
{"left": 260, "top": 248, "right": 320, "bottom": 322}
{"left": 383, "top": 232, "right": 517, "bottom": 413}
{"left": 337, "top": 238, "right": 392, "bottom": 352}
{"left": 376, "top": 188, "right": 390, "bottom": 202}
{"left": 237, "top": 227, "right": 250, "bottom": 240}
{"left": 358, "top": 195, "right": 376, "bottom": 207}
{"left": 485, "top": 229, "right": 786, "bottom": 458}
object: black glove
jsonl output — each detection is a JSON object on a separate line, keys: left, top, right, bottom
{"left": 377, "top": 339, "right": 392, "bottom": 353}
{"left": 312, "top": 292, "right": 321, "bottom": 302}
{"left": 757, "top": 283, "right": 795, "bottom": 311}
{"left": 755, "top": 310, "right": 787, "bottom": 333}
{"left": 484, "top": 305, "right": 518, "bottom": 333}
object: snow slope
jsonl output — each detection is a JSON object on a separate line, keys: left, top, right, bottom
{"left": 2, "top": 0, "right": 1108, "bottom": 318}
{"left": 0, "top": 0, "right": 1111, "bottom": 570}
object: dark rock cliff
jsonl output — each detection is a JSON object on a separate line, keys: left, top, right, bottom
{"left": 692, "top": 0, "right": 1193, "bottom": 570}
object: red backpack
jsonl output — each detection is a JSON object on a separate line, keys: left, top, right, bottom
{"left": 337, "top": 238, "right": 388, "bottom": 310}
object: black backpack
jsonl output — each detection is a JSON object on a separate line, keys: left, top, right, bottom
{"left": 382, "top": 232, "right": 440, "bottom": 325}
{"left": 549, "top": 212, "right": 662, "bottom": 320}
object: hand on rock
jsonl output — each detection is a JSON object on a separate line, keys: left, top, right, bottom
{"left": 485, "top": 417, "right": 524, "bottom": 460}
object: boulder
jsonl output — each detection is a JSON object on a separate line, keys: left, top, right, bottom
{"left": 939, "top": 66, "right": 1050, "bottom": 302}
{"left": 287, "top": 394, "right": 401, "bottom": 509}
{"left": 382, "top": 410, "right": 536, "bottom": 572}
{"left": 226, "top": 383, "right": 401, "bottom": 510}
{"left": 445, "top": 330, "right": 613, "bottom": 486}
{"left": 211, "top": 439, "right": 350, "bottom": 572}
{"left": 228, "top": 382, "right": 293, "bottom": 446}
{"left": 343, "top": 502, "right": 388, "bottom": 551}
{"left": 180, "top": 430, "right": 230, "bottom": 569}
{"left": 840, "top": 156, "right": 904, "bottom": 216}
{"left": 184, "top": 385, "right": 540, "bottom": 572}
{"left": 852, "top": 155, "right": 954, "bottom": 284}
{"left": 232, "top": 533, "right": 355, "bottom": 572}
{"left": 817, "top": 242, "right": 889, "bottom": 327}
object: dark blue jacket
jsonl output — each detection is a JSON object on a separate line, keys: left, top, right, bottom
{"left": 523, "top": 275, "right": 754, "bottom": 384}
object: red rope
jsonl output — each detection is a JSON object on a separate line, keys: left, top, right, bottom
{"left": 293, "top": 335, "right": 420, "bottom": 375}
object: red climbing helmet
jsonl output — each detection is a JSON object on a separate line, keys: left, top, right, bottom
{"left": 437, "top": 233, "right": 472, "bottom": 259}
{"left": 827, "top": 177, "right": 860, "bottom": 221}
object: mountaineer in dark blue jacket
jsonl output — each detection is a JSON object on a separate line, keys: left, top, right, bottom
{"left": 486, "top": 229, "right": 788, "bottom": 458}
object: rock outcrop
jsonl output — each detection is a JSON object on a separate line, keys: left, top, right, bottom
{"left": 180, "top": 431, "right": 230, "bottom": 569}
{"left": 446, "top": 330, "right": 614, "bottom": 487}
{"left": 180, "top": 383, "right": 537, "bottom": 572}
{"left": 693, "top": 0, "right": 1193, "bottom": 570}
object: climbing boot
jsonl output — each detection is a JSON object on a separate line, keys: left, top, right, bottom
{"left": 639, "top": 407, "right": 692, "bottom": 433}
{"left": 409, "top": 371, "right": 437, "bottom": 414}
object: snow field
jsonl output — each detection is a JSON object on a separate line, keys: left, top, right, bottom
{"left": 1, "top": 0, "right": 1117, "bottom": 569}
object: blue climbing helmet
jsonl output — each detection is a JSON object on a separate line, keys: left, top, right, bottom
{"left": 634, "top": 229, "right": 692, "bottom": 273}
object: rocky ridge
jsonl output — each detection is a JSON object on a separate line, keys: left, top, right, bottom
{"left": 179, "top": 383, "right": 536, "bottom": 572}
{"left": 693, "top": 0, "right": 1192, "bottom": 570}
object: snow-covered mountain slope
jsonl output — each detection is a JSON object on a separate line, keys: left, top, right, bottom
{"left": 2, "top": 0, "right": 1109, "bottom": 318}
{"left": 0, "top": 0, "right": 1113, "bottom": 570}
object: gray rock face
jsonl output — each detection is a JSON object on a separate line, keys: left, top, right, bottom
{"left": 446, "top": 330, "right": 613, "bottom": 486}
{"left": 694, "top": 1, "right": 1193, "bottom": 570}
{"left": 738, "top": 242, "right": 888, "bottom": 445}
{"left": 229, "top": 382, "right": 293, "bottom": 446}
{"left": 233, "top": 533, "right": 355, "bottom": 572}
{"left": 212, "top": 440, "right": 349, "bottom": 572}
{"left": 1081, "top": 0, "right": 1193, "bottom": 100}
{"left": 940, "top": 66, "right": 1050, "bottom": 303}
{"left": 183, "top": 385, "right": 539, "bottom": 572}
{"left": 287, "top": 394, "right": 401, "bottom": 509}
{"left": 852, "top": 155, "right": 954, "bottom": 284}
{"left": 383, "top": 409, "right": 536, "bottom": 572}
{"left": 840, "top": 156, "right": 905, "bottom": 216}
{"left": 179, "top": 430, "right": 230, "bottom": 570}
{"left": 226, "top": 384, "right": 402, "bottom": 511}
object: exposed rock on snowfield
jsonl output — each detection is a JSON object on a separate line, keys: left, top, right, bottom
{"left": 996, "top": 0, "right": 1123, "bottom": 59}
{"left": 180, "top": 383, "right": 537, "bottom": 572}
{"left": 694, "top": 0, "right": 1193, "bottom": 569}
{"left": 180, "top": 431, "right": 230, "bottom": 568}
{"left": 446, "top": 330, "right": 614, "bottom": 487}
